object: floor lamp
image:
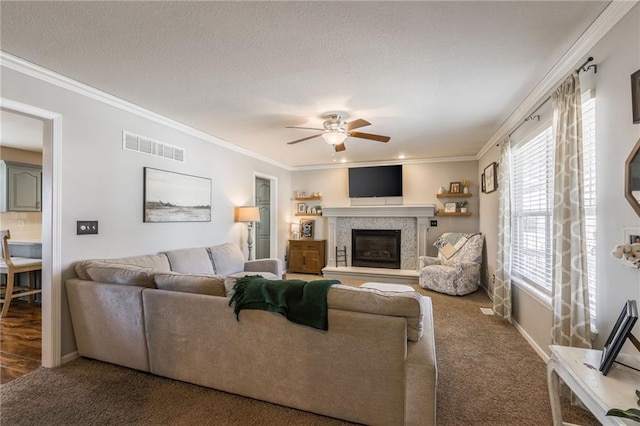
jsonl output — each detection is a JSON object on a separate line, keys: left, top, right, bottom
{"left": 235, "top": 206, "right": 261, "bottom": 260}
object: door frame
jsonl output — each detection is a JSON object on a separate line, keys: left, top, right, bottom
{"left": 1, "top": 98, "right": 62, "bottom": 368}
{"left": 253, "top": 172, "right": 277, "bottom": 260}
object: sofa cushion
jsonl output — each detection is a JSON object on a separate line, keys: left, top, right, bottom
{"left": 327, "top": 284, "right": 427, "bottom": 342}
{"left": 154, "top": 273, "right": 226, "bottom": 297}
{"left": 85, "top": 263, "right": 157, "bottom": 288}
{"left": 165, "top": 248, "right": 215, "bottom": 275}
{"left": 208, "top": 243, "right": 245, "bottom": 276}
{"left": 75, "top": 253, "right": 171, "bottom": 280}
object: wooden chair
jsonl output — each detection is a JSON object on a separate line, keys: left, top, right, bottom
{"left": 0, "top": 230, "right": 42, "bottom": 317}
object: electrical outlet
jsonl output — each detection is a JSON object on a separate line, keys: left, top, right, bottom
{"left": 430, "top": 220, "right": 438, "bottom": 227}
{"left": 77, "top": 220, "right": 98, "bottom": 235}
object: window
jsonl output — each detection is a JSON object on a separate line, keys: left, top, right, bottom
{"left": 510, "top": 94, "right": 597, "bottom": 326}
{"left": 512, "top": 127, "right": 554, "bottom": 292}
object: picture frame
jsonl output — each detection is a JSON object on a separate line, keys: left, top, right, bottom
{"left": 444, "top": 202, "right": 456, "bottom": 213}
{"left": 300, "top": 219, "right": 315, "bottom": 239}
{"left": 484, "top": 162, "right": 498, "bottom": 194}
{"left": 624, "top": 227, "right": 640, "bottom": 245}
{"left": 599, "top": 299, "right": 638, "bottom": 375}
{"left": 481, "top": 173, "right": 486, "bottom": 193}
{"left": 296, "top": 190, "right": 308, "bottom": 198}
{"left": 449, "top": 182, "right": 461, "bottom": 194}
{"left": 632, "top": 69, "right": 640, "bottom": 124}
{"left": 143, "top": 167, "right": 211, "bottom": 223}
{"left": 297, "top": 203, "right": 307, "bottom": 214}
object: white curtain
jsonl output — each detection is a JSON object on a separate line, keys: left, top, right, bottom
{"left": 550, "top": 72, "right": 592, "bottom": 348}
{"left": 493, "top": 137, "right": 512, "bottom": 322}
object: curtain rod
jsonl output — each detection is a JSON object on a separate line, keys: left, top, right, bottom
{"left": 498, "top": 57, "right": 597, "bottom": 145}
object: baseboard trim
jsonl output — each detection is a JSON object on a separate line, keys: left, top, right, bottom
{"left": 512, "top": 320, "right": 550, "bottom": 363}
{"left": 61, "top": 351, "right": 80, "bottom": 365}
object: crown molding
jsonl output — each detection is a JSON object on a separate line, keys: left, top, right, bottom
{"left": 291, "top": 155, "right": 478, "bottom": 171}
{"left": 0, "top": 51, "right": 293, "bottom": 171}
{"left": 476, "top": 0, "right": 639, "bottom": 159}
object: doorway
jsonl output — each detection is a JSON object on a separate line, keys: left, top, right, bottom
{"left": 1, "top": 99, "right": 62, "bottom": 370}
{"left": 254, "top": 174, "right": 277, "bottom": 260}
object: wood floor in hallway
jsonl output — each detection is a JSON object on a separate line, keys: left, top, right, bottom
{"left": 0, "top": 300, "right": 41, "bottom": 384}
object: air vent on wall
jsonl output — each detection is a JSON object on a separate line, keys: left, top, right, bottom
{"left": 122, "top": 131, "right": 185, "bottom": 162}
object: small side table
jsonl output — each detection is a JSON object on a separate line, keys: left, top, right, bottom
{"left": 547, "top": 345, "right": 640, "bottom": 425}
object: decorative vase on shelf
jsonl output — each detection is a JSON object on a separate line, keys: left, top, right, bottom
{"left": 461, "top": 207, "right": 468, "bottom": 213}
{"left": 437, "top": 186, "right": 445, "bottom": 194}
{"left": 463, "top": 186, "right": 469, "bottom": 194}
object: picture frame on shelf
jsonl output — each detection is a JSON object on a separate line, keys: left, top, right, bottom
{"left": 624, "top": 227, "right": 640, "bottom": 244}
{"left": 444, "top": 202, "right": 456, "bottom": 213}
{"left": 484, "top": 162, "right": 498, "bottom": 193}
{"left": 297, "top": 203, "right": 307, "bottom": 214}
{"left": 481, "top": 173, "right": 486, "bottom": 193}
{"left": 300, "top": 219, "right": 315, "bottom": 239}
{"left": 296, "top": 190, "right": 308, "bottom": 198}
{"left": 449, "top": 182, "right": 461, "bottom": 194}
{"left": 632, "top": 69, "right": 640, "bottom": 124}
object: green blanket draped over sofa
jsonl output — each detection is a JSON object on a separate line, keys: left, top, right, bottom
{"left": 229, "top": 275, "right": 340, "bottom": 330}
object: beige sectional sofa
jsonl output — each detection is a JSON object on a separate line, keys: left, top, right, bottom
{"left": 66, "top": 242, "right": 438, "bottom": 425}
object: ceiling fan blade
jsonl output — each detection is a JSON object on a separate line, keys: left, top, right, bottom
{"left": 334, "top": 143, "right": 346, "bottom": 152}
{"left": 287, "top": 134, "right": 323, "bottom": 145}
{"left": 286, "top": 126, "right": 324, "bottom": 131}
{"left": 343, "top": 119, "right": 371, "bottom": 131}
{"left": 349, "top": 131, "right": 390, "bottom": 143}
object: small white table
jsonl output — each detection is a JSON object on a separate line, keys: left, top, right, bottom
{"left": 547, "top": 345, "right": 640, "bottom": 425}
{"left": 360, "top": 282, "right": 416, "bottom": 292}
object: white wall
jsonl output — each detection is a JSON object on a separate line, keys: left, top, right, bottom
{"left": 478, "top": 4, "right": 640, "bottom": 357}
{"left": 1, "top": 67, "right": 292, "bottom": 357}
{"left": 292, "top": 160, "right": 480, "bottom": 258}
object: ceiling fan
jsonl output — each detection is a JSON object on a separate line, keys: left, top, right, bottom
{"left": 286, "top": 114, "right": 390, "bottom": 152}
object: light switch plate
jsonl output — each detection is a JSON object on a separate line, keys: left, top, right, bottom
{"left": 77, "top": 220, "right": 98, "bottom": 235}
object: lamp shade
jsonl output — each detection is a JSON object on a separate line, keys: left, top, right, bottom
{"left": 322, "top": 131, "right": 348, "bottom": 146}
{"left": 235, "top": 206, "right": 261, "bottom": 222}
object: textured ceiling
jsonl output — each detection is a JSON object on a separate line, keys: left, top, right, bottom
{"left": 0, "top": 1, "right": 609, "bottom": 168}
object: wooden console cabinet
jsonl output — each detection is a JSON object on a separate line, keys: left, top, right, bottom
{"left": 288, "top": 239, "right": 326, "bottom": 275}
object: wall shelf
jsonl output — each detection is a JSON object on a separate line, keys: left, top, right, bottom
{"left": 436, "top": 193, "right": 472, "bottom": 198}
{"left": 294, "top": 196, "right": 323, "bottom": 201}
{"left": 295, "top": 213, "right": 322, "bottom": 217}
{"left": 437, "top": 211, "right": 472, "bottom": 217}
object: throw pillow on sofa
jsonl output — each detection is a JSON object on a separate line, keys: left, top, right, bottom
{"left": 164, "top": 247, "right": 215, "bottom": 275}
{"left": 154, "top": 273, "right": 226, "bottom": 297}
{"left": 85, "top": 263, "right": 157, "bottom": 288}
{"left": 208, "top": 243, "right": 245, "bottom": 276}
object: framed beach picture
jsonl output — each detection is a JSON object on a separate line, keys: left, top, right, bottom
{"left": 444, "top": 202, "right": 456, "bottom": 213}
{"left": 143, "top": 167, "right": 212, "bottom": 223}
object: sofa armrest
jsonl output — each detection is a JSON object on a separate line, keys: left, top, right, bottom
{"left": 419, "top": 256, "right": 441, "bottom": 269}
{"left": 244, "top": 258, "right": 284, "bottom": 278}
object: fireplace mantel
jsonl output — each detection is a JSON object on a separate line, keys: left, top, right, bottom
{"left": 323, "top": 204, "right": 436, "bottom": 269}
{"left": 322, "top": 205, "right": 435, "bottom": 218}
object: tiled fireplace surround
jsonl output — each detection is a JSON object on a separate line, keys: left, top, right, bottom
{"left": 322, "top": 205, "right": 436, "bottom": 273}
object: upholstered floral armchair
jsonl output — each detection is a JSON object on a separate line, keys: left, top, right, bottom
{"left": 418, "top": 233, "right": 483, "bottom": 296}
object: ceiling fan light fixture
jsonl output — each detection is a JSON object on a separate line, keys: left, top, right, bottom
{"left": 322, "top": 131, "right": 348, "bottom": 146}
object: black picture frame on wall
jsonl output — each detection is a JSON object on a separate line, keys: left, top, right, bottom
{"left": 484, "top": 162, "right": 498, "bottom": 194}
{"left": 481, "top": 173, "right": 486, "bottom": 193}
{"left": 632, "top": 69, "right": 640, "bottom": 124}
{"left": 599, "top": 299, "right": 638, "bottom": 375}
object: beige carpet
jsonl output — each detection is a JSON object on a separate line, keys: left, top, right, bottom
{"left": 0, "top": 276, "right": 598, "bottom": 425}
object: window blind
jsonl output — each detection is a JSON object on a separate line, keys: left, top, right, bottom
{"left": 512, "top": 127, "right": 554, "bottom": 292}
{"left": 582, "top": 96, "right": 597, "bottom": 328}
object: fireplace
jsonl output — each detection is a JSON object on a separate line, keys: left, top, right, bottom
{"left": 351, "top": 229, "right": 401, "bottom": 269}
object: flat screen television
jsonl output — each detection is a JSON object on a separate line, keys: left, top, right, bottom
{"left": 348, "top": 165, "right": 403, "bottom": 198}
